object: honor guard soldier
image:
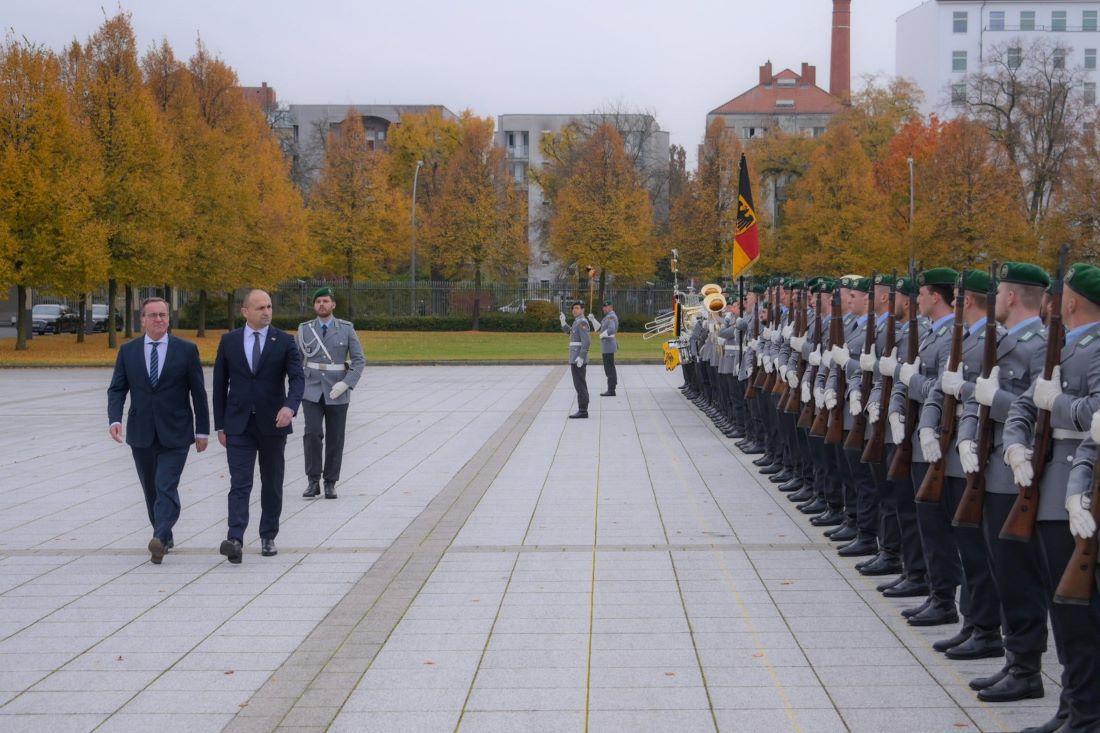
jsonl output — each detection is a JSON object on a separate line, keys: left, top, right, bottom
{"left": 297, "top": 287, "right": 366, "bottom": 499}
{"left": 589, "top": 300, "right": 619, "bottom": 396}
{"left": 560, "top": 301, "right": 591, "bottom": 419}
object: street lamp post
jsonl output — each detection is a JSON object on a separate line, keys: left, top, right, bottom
{"left": 411, "top": 159, "right": 424, "bottom": 315}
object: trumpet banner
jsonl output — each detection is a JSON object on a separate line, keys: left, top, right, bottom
{"left": 662, "top": 342, "right": 681, "bottom": 372}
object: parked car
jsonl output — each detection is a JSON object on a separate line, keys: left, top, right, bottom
{"left": 91, "top": 304, "right": 121, "bottom": 332}
{"left": 497, "top": 299, "right": 527, "bottom": 314}
{"left": 31, "top": 304, "right": 80, "bottom": 335}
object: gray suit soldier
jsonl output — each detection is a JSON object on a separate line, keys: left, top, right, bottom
{"left": 296, "top": 287, "right": 366, "bottom": 499}
{"left": 1001, "top": 263, "right": 1100, "bottom": 733}
{"left": 561, "top": 301, "right": 591, "bottom": 419}
{"left": 589, "top": 301, "right": 619, "bottom": 396}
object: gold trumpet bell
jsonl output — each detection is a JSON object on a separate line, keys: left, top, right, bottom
{"left": 643, "top": 304, "right": 702, "bottom": 340}
{"left": 703, "top": 292, "right": 727, "bottom": 313}
{"left": 700, "top": 283, "right": 722, "bottom": 298}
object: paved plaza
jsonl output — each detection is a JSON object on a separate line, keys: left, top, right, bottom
{"left": 0, "top": 365, "right": 1061, "bottom": 732}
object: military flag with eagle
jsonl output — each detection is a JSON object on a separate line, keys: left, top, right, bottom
{"left": 733, "top": 153, "right": 760, "bottom": 277}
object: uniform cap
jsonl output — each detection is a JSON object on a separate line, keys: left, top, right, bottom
{"left": 918, "top": 267, "right": 958, "bottom": 287}
{"left": 998, "top": 262, "right": 1051, "bottom": 289}
{"left": 312, "top": 286, "right": 336, "bottom": 301}
{"left": 1066, "top": 263, "right": 1100, "bottom": 306}
{"left": 850, "top": 277, "right": 873, "bottom": 294}
{"left": 896, "top": 276, "right": 918, "bottom": 296}
{"left": 873, "top": 273, "right": 897, "bottom": 287}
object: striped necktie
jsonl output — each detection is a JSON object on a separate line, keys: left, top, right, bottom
{"left": 149, "top": 342, "right": 160, "bottom": 388}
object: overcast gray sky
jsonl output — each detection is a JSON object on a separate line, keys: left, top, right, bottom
{"left": 9, "top": 0, "right": 922, "bottom": 165}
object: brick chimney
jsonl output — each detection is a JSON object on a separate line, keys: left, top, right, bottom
{"left": 830, "top": 0, "right": 851, "bottom": 101}
{"left": 800, "top": 63, "right": 817, "bottom": 87}
{"left": 759, "top": 60, "right": 773, "bottom": 86}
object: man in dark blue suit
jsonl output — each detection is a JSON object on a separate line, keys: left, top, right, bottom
{"left": 107, "top": 296, "right": 209, "bottom": 564}
{"left": 213, "top": 289, "right": 304, "bottom": 563}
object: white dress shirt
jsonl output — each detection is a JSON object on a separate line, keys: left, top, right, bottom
{"left": 244, "top": 325, "right": 270, "bottom": 372}
{"left": 110, "top": 333, "right": 206, "bottom": 439}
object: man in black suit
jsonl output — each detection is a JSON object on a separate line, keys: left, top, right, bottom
{"left": 107, "top": 296, "right": 209, "bottom": 564}
{"left": 213, "top": 289, "right": 304, "bottom": 563}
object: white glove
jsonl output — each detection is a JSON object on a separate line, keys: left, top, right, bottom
{"left": 878, "top": 348, "right": 899, "bottom": 379}
{"left": 574, "top": 356, "right": 584, "bottom": 368}
{"left": 559, "top": 313, "right": 567, "bottom": 326}
{"left": 821, "top": 348, "right": 833, "bottom": 368}
{"left": 762, "top": 326, "right": 774, "bottom": 340}
{"left": 801, "top": 381, "right": 811, "bottom": 404}
{"left": 771, "top": 328, "right": 783, "bottom": 345}
{"left": 958, "top": 439, "right": 979, "bottom": 474}
{"left": 782, "top": 324, "right": 793, "bottom": 340}
{"left": 1092, "top": 411, "right": 1100, "bottom": 444}
{"left": 328, "top": 381, "right": 349, "bottom": 400}
{"left": 599, "top": 332, "right": 611, "bottom": 339}
{"left": 790, "top": 335, "right": 806, "bottom": 352}
{"left": 778, "top": 364, "right": 788, "bottom": 381}
{"left": 859, "top": 352, "right": 877, "bottom": 373}
{"left": 808, "top": 349, "right": 822, "bottom": 367}
{"left": 848, "top": 390, "right": 863, "bottom": 417}
{"left": 899, "top": 357, "right": 921, "bottom": 388}
{"left": 1066, "top": 494, "right": 1097, "bottom": 539}
{"left": 867, "top": 401, "right": 881, "bottom": 424}
{"left": 889, "top": 413, "right": 904, "bottom": 444}
{"left": 941, "top": 365, "right": 965, "bottom": 399}
{"left": 814, "top": 386, "right": 826, "bottom": 409}
{"left": 756, "top": 353, "right": 763, "bottom": 367}
{"left": 1033, "top": 366, "right": 1062, "bottom": 412}
{"left": 975, "top": 366, "right": 1000, "bottom": 407}
{"left": 1004, "top": 444, "right": 1034, "bottom": 487}
{"left": 831, "top": 344, "right": 851, "bottom": 368}
{"left": 824, "top": 389, "right": 837, "bottom": 410}
{"left": 587, "top": 313, "right": 600, "bottom": 329}
{"left": 919, "top": 427, "right": 941, "bottom": 463}
{"left": 786, "top": 369, "right": 799, "bottom": 389}
{"left": 748, "top": 338, "right": 760, "bottom": 352}
{"left": 763, "top": 357, "right": 775, "bottom": 374}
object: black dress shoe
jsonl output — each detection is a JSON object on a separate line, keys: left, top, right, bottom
{"left": 978, "top": 671, "right": 1044, "bottom": 702}
{"left": 787, "top": 488, "right": 813, "bottom": 504}
{"left": 600, "top": 390, "right": 615, "bottom": 397}
{"left": 769, "top": 470, "right": 794, "bottom": 483}
{"left": 902, "top": 597, "right": 932, "bottom": 618}
{"left": 882, "top": 579, "right": 929, "bottom": 598}
{"left": 855, "top": 552, "right": 885, "bottom": 571}
{"left": 148, "top": 537, "right": 166, "bottom": 565}
{"left": 828, "top": 525, "right": 858, "bottom": 543}
{"left": 810, "top": 508, "right": 845, "bottom": 526}
{"left": 838, "top": 537, "right": 878, "bottom": 557}
{"left": 1020, "top": 714, "right": 1069, "bottom": 733}
{"left": 759, "top": 464, "right": 784, "bottom": 477}
{"left": 303, "top": 480, "right": 321, "bottom": 498}
{"left": 933, "top": 626, "right": 973, "bottom": 652}
{"left": 970, "top": 662, "right": 1011, "bottom": 691}
{"left": 945, "top": 632, "right": 1004, "bottom": 660}
{"left": 798, "top": 497, "right": 828, "bottom": 515}
{"left": 741, "top": 443, "right": 766, "bottom": 455}
{"left": 859, "top": 554, "right": 903, "bottom": 577}
{"left": 752, "top": 455, "right": 774, "bottom": 467}
{"left": 728, "top": 430, "right": 746, "bottom": 440}
{"left": 568, "top": 410, "right": 589, "bottom": 419}
{"left": 778, "top": 478, "right": 804, "bottom": 493}
{"left": 261, "top": 538, "right": 278, "bottom": 557}
{"left": 220, "top": 539, "right": 243, "bottom": 564}
{"left": 876, "top": 575, "right": 905, "bottom": 593}
{"left": 907, "top": 601, "right": 959, "bottom": 627}
{"left": 324, "top": 482, "right": 337, "bottom": 499}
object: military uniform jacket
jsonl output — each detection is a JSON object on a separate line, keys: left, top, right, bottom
{"left": 888, "top": 314, "right": 955, "bottom": 462}
{"left": 957, "top": 319, "right": 1046, "bottom": 494}
{"left": 296, "top": 318, "right": 366, "bottom": 405}
{"left": 873, "top": 317, "right": 928, "bottom": 445}
{"left": 707, "top": 318, "right": 722, "bottom": 368}
{"left": 563, "top": 316, "right": 591, "bottom": 365}
{"left": 827, "top": 315, "right": 870, "bottom": 431}
{"left": 736, "top": 314, "right": 756, "bottom": 381}
{"left": 718, "top": 315, "right": 738, "bottom": 375}
{"left": 1003, "top": 320, "right": 1100, "bottom": 520}
{"left": 595, "top": 311, "right": 619, "bottom": 355}
{"left": 813, "top": 314, "right": 836, "bottom": 395}
{"left": 1068, "top": 434, "right": 1097, "bottom": 502}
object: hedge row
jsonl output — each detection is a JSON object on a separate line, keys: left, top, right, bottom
{"left": 175, "top": 313, "right": 652, "bottom": 333}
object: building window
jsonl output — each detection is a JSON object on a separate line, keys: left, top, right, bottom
{"left": 989, "top": 11, "right": 1005, "bottom": 31}
{"left": 775, "top": 99, "right": 795, "bottom": 108}
{"left": 813, "top": 126, "right": 826, "bottom": 138}
{"left": 1086, "top": 83, "right": 1097, "bottom": 107}
{"left": 1054, "top": 48, "right": 1067, "bottom": 69}
{"left": 539, "top": 279, "right": 550, "bottom": 289}
{"left": 953, "top": 50, "right": 968, "bottom": 72}
{"left": 512, "top": 162, "right": 527, "bottom": 183}
{"left": 1085, "top": 11, "right": 1098, "bottom": 33}
{"left": 1008, "top": 47, "right": 1023, "bottom": 70}
{"left": 742, "top": 127, "right": 766, "bottom": 139}
{"left": 777, "top": 78, "right": 797, "bottom": 87}
{"left": 539, "top": 251, "right": 551, "bottom": 266}
{"left": 951, "top": 83, "right": 967, "bottom": 105}
{"left": 953, "top": 11, "right": 968, "bottom": 33}
{"left": 1087, "top": 49, "right": 1097, "bottom": 70}
{"left": 1052, "top": 11, "right": 1067, "bottom": 32}
{"left": 1020, "top": 11, "right": 1035, "bottom": 31}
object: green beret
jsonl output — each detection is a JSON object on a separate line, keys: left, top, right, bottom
{"left": 918, "top": 267, "right": 958, "bottom": 288}
{"left": 602, "top": 300, "right": 613, "bottom": 307}
{"left": 998, "top": 262, "right": 1050, "bottom": 289}
{"left": 786, "top": 278, "right": 805, "bottom": 289}
{"left": 873, "top": 273, "right": 897, "bottom": 288}
{"left": 812, "top": 277, "right": 836, "bottom": 294}
{"left": 1066, "top": 263, "right": 1100, "bottom": 306}
{"left": 769, "top": 276, "right": 783, "bottom": 287}
{"left": 851, "top": 277, "right": 873, "bottom": 293}
{"left": 570, "top": 300, "right": 584, "bottom": 308}
{"left": 312, "top": 286, "right": 335, "bottom": 301}
{"left": 896, "top": 276, "right": 918, "bottom": 296}
{"left": 960, "top": 269, "right": 992, "bottom": 293}
{"left": 750, "top": 284, "right": 766, "bottom": 294}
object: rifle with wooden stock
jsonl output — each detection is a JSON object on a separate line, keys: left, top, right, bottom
{"left": 1054, "top": 459, "right": 1100, "bottom": 605}
{"left": 762, "top": 284, "right": 780, "bottom": 394}
{"left": 783, "top": 288, "right": 809, "bottom": 414}
{"left": 752, "top": 287, "right": 770, "bottom": 391}
{"left": 888, "top": 265, "right": 920, "bottom": 480}
{"left": 845, "top": 273, "right": 879, "bottom": 451}
{"left": 915, "top": 270, "right": 968, "bottom": 504}
{"left": 862, "top": 274, "right": 897, "bottom": 465}
{"left": 744, "top": 294, "right": 761, "bottom": 400}
{"left": 1001, "top": 247, "right": 1068, "bottom": 542}
{"left": 799, "top": 290, "right": 824, "bottom": 429}
{"left": 825, "top": 288, "right": 847, "bottom": 445}
{"left": 772, "top": 287, "right": 796, "bottom": 400}
{"left": 953, "top": 264, "right": 999, "bottom": 528}
{"left": 810, "top": 290, "right": 835, "bottom": 438}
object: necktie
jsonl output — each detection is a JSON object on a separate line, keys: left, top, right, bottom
{"left": 149, "top": 342, "right": 159, "bottom": 388}
{"left": 251, "top": 332, "right": 261, "bottom": 374}
{"left": 322, "top": 323, "right": 328, "bottom": 339}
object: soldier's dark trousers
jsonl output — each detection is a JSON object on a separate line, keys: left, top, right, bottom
{"left": 728, "top": 376, "right": 746, "bottom": 430}
{"left": 303, "top": 396, "right": 349, "bottom": 485}
{"left": 601, "top": 353, "right": 617, "bottom": 392}
{"left": 869, "top": 458, "right": 901, "bottom": 557}
{"left": 131, "top": 436, "right": 188, "bottom": 543}
{"left": 984, "top": 493, "right": 1047, "bottom": 657}
{"left": 912, "top": 462, "right": 961, "bottom": 604}
{"left": 845, "top": 447, "right": 878, "bottom": 539}
{"left": 716, "top": 374, "right": 731, "bottom": 420}
{"left": 571, "top": 364, "right": 589, "bottom": 411}
{"left": 1038, "top": 521, "right": 1100, "bottom": 730}
{"left": 885, "top": 445, "right": 925, "bottom": 579}
{"left": 794, "top": 424, "right": 814, "bottom": 486}
{"left": 944, "top": 477, "right": 1000, "bottom": 631}
{"left": 833, "top": 444, "right": 854, "bottom": 517}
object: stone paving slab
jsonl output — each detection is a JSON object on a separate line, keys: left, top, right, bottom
{"left": 0, "top": 365, "right": 1062, "bottom": 732}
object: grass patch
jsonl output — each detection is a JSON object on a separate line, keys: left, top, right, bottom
{"left": 0, "top": 330, "right": 664, "bottom": 367}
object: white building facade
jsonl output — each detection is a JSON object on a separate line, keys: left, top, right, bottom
{"left": 897, "top": 0, "right": 1099, "bottom": 117}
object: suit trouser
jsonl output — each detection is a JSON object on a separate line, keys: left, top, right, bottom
{"left": 844, "top": 447, "right": 878, "bottom": 538}
{"left": 913, "top": 461, "right": 962, "bottom": 604}
{"left": 226, "top": 415, "right": 287, "bottom": 542}
{"left": 601, "top": 352, "right": 617, "bottom": 391}
{"left": 1038, "top": 521, "right": 1100, "bottom": 728}
{"left": 303, "top": 396, "right": 349, "bottom": 484}
{"left": 884, "top": 445, "right": 925, "bottom": 579}
{"left": 944, "top": 476, "right": 1001, "bottom": 631}
{"left": 983, "top": 492, "right": 1047, "bottom": 656}
{"left": 869, "top": 456, "right": 901, "bottom": 556}
{"left": 131, "top": 437, "right": 189, "bottom": 543}
{"left": 571, "top": 364, "right": 589, "bottom": 411}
